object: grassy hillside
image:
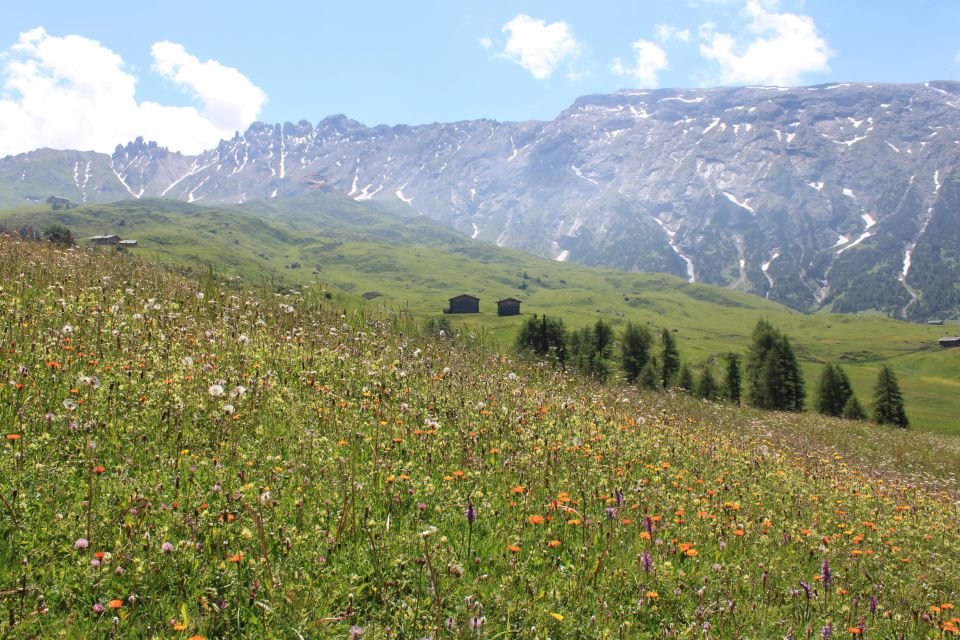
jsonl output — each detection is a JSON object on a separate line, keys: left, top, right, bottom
{"left": 0, "top": 238, "right": 958, "bottom": 639}
{"left": 0, "top": 195, "right": 956, "bottom": 433}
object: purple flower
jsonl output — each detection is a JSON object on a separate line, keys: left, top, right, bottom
{"left": 417, "top": 502, "right": 427, "bottom": 512}
{"left": 643, "top": 515, "right": 654, "bottom": 535}
{"left": 799, "top": 581, "right": 813, "bottom": 600}
{"left": 640, "top": 550, "right": 653, "bottom": 573}
{"left": 349, "top": 626, "right": 363, "bottom": 639}
{"left": 606, "top": 507, "right": 617, "bottom": 520}
{"left": 465, "top": 501, "right": 476, "bottom": 524}
{"left": 821, "top": 558, "right": 832, "bottom": 589}
{"left": 74, "top": 538, "right": 89, "bottom": 550}
{"left": 869, "top": 595, "right": 878, "bottom": 614}
{"left": 161, "top": 541, "right": 174, "bottom": 554}
{"left": 615, "top": 488, "right": 624, "bottom": 506}
{"left": 821, "top": 622, "right": 832, "bottom": 639}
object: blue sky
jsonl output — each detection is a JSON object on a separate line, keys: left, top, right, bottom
{"left": 1, "top": 0, "right": 959, "bottom": 155}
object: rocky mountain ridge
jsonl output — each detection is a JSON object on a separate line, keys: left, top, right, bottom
{"left": 2, "top": 81, "right": 959, "bottom": 319}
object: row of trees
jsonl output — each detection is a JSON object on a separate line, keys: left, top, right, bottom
{"left": 516, "top": 314, "right": 909, "bottom": 428}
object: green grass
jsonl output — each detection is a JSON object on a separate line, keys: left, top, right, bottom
{"left": 0, "top": 195, "right": 956, "bottom": 433}
{"left": 1, "top": 237, "right": 959, "bottom": 639}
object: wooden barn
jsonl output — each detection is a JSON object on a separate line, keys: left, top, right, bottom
{"left": 447, "top": 294, "right": 480, "bottom": 314}
{"left": 497, "top": 298, "right": 522, "bottom": 316}
{"left": 939, "top": 336, "right": 960, "bottom": 349}
{"left": 89, "top": 235, "right": 121, "bottom": 246}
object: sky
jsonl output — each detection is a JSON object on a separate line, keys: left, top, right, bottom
{"left": 1, "top": 0, "right": 959, "bottom": 156}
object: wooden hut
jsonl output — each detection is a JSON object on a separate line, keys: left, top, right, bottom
{"left": 447, "top": 294, "right": 480, "bottom": 314}
{"left": 89, "top": 235, "right": 121, "bottom": 246}
{"left": 938, "top": 336, "right": 960, "bottom": 349}
{"left": 497, "top": 298, "right": 521, "bottom": 316}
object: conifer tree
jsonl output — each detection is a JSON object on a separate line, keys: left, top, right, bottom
{"left": 816, "top": 363, "right": 853, "bottom": 417}
{"left": 515, "top": 314, "right": 566, "bottom": 365}
{"left": 872, "top": 366, "right": 909, "bottom": 428}
{"left": 746, "top": 320, "right": 804, "bottom": 411}
{"left": 639, "top": 361, "right": 659, "bottom": 389}
{"left": 660, "top": 329, "right": 680, "bottom": 388}
{"left": 620, "top": 322, "right": 653, "bottom": 383}
{"left": 677, "top": 363, "right": 694, "bottom": 391}
{"left": 842, "top": 394, "right": 867, "bottom": 421}
{"left": 724, "top": 353, "right": 742, "bottom": 405}
{"left": 696, "top": 365, "right": 719, "bottom": 400}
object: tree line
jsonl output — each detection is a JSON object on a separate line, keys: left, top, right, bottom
{"left": 515, "top": 315, "right": 908, "bottom": 428}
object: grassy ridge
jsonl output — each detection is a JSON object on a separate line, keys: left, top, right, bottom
{"left": 0, "top": 238, "right": 958, "bottom": 639}
{"left": 0, "top": 196, "right": 956, "bottom": 433}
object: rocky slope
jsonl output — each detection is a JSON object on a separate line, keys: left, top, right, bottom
{"left": 2, "top": 81, "right": 959, "bottom": 319}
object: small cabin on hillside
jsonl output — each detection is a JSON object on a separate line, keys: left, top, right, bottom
{"left": 89, "top": 235, "right": 121, "bottom": 246}
{"left": 497, "top": 298, "right": 522, "bottom": 316}
{"left": 118, "top": 239, "right": 138, "bottom": 248}
{"left": 928, "top": 319, "right": 945, "bottom": 326}
{"left": 939, "top": 336, "right": 960, "bottom": 349}
{"left": 46, "top": 195, "right": 75, "bottom": 210}
{"left": 447, "top": 294, "right": 479, "bottom": 314}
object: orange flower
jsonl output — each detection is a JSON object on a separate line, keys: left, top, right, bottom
{"left": 94, "top": 466, "right": 106, "bottom": 474}
{"left": 511, "top": 486, "right": 525, "bottom": 494}
{"left": 507, "top": 544, "right": 521, "bottom": 553}
{"left": 5, "top": 434, "right": 21, "bottom": 441}
{"left": 172, "top": 621, "right": 187, "bottom": 631}
{"left": 847, "top": 628, "right": 862, "bottom": 636}
{"left": 188, "top": 636, "right": 206, "bottom": 640}
{"left": 452, "top": 470, "right": 465, "bottom": 478}
{"left": 732, "top": 529, "right": 745, "bottom": 536}
{"left": 528, "top": 515, "right": 544, "bottom": 525}
{"left": 229, "top": 552, "right": 243, "bottom": 563}
{"left": 645, "top": 591, "right": 659, "bottom": 599}
{"left": 107, "top": 599, "right": 123, "bottom": 609}
{"left": 547, "top": 540, "right": 561, "bottom": 548}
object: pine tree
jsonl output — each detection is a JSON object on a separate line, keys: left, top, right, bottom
{"left": 677, "top": 363, "right": 694, "bottom": 391}
{"left": 746, "top": 320, "right": 804, "bottom": 411}
{"left": 816, "top": 363, "right": 854, "bottom": 417}
{"left": 724, "top": 353, "right": 742, "bottom": 405}
{"left": 842, "top": 394, "right": 867, "bottom": 421}
{"left": 660, "top": 329, "right": 680, "bottom": 389}
{"left": 872, "top": 366, "right": 909, "bottom": 428}
{"left": 639, "top": 361, "right": 659, "bottom": 389}
{"left": 620, "top": 322, "right": 653, "bottom": 383}
{"left": 696, "top": 366, "right": 719, "bottom": 400}
{"left": 515, "top": 315, "right": 567, "bottom": 365}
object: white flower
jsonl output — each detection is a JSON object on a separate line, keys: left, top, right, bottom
{"left": 208, "top": 384, "right": 225, "bottom": 398}
{"left": 238, "top": 334, "right": 249, "bottom": 344}
{"left": 196, "top": 292, "right": 204, "bottom": 300}
{"left": 182, "top": 357, "right": 193, "bottom": 368}
{"left": 61, "top": 324, "right": 73, "bottom": 335}
{"left": 230, "top": 386, "right": 247, "bottom": 398}
{"left": 223, "top": 404, "right": 235, "bottom": 415}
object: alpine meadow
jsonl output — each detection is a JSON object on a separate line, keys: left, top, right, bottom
{"left": 1, "top": 2, "right": 960, "bottom": 639}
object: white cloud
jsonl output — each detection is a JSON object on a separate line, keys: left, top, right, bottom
{"left": 498, "top": 14, "right": 581, "bottom": 80}
{"left": 654, "top": 24, "right": 692, "bottom": 44}
{"left": 478, "top": 36, "right": 493, "bottom": 49}
{"left": 698, "top": 0, "right": 831, "bottom": 86}
{"left": 610, "top": 39, "right": 669, "bottom": 88}
{"left": 0, "top": 27, "right": 266, "bottom": 156}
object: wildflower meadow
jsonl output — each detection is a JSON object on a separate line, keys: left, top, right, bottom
{"left": 1, "top": 237, "right": 959, "bottom": 639}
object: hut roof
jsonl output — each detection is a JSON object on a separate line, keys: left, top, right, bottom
{"left": 449, "top": 294, "right": 479, "bottom": 302}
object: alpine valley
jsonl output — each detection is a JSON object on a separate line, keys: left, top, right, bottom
{"left": 2, "top": 81, "right": 960, "bottom": 320}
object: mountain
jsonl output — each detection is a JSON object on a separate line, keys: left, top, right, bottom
{"left": 3, "top": 81, "right": 960, "bottom": 319}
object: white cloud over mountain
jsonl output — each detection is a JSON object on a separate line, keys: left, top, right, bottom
{"left": 0, "top": 27, "right": 266, "bottom": 156}
{"left": 498, "top": 14, "right": 581, "bottom": 80}
{"left": 699, "top": 0, "right": 832, "bottom": 86}
{"left": 610, "top": 39, "right": 669, "bottom": 88}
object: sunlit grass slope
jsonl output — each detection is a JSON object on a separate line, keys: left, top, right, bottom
{"left": 0, "top": 196, "right": 955, "bottom": 433}
{"left": 1, "top": 238, "right": 959, "bottom": 639}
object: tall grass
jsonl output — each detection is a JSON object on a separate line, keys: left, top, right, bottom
{"left": 1, "top": 237, "right": 958, "bottom": 638}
